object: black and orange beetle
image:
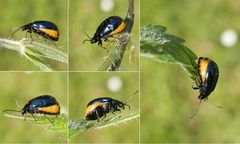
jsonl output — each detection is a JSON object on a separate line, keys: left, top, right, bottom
{"left": 9, "top": 21, "right": 59, "bottom": 42}
{"left": 85, "top": 97, "right": 130, "bottom": 121}
{"left": 3, "top": 95, "right": 60, "bottom": 124}
{"left": 83, "top": 16, "right": 127, "bottom": 47}
{"left": 191, "top": 57, "right": 220, "bottom": 118}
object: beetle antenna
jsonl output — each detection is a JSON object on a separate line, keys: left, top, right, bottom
{"left": 190, "top": 99, "right": 202, "bottom": 119}
{"left": 205, "top": 101, "right": 223, "bottom": 109}
{"left": 125, "top": 90, "right": 139, "bottom": 104}
{"left": 123, "top": 90, "right": 139, "bottom": 110}
{"left": 9, "top": 26, "right": 23, "bottom": 39}
{"left": 15, "top": 98, "right": 20, "bottom": 109}
{"left": 3, "top": 109, "right": 21, "bottom": 113}
{"left": 83, "top": 39, "right": 90, "bottom": 44}
{"left": 84, "top": 31, "right": 91, "bottom": 39}
{"left": 3, "top": 97, "right": 22, "bottom": 113}
{"left": 83, "top": 31, "right": 91, "bottom": 44}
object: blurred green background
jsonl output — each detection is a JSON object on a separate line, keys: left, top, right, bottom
{"left": 141, "top": 0, "right": 240, "bottom": 143}
{"left": 69, "top": 0, "right": 139, "bottom": 71}
{"left": 69, "top": 72, "right": 139, "bottom": 143}
{"left": 0, "top": 0, "right": 68, "bottom": 71}
{"left": 0, "top": 72, "right": 67, "bottom": 143}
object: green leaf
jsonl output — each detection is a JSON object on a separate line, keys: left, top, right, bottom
{"left": 0, "top": 38, "right": 68, "bottom": 71}
{"left": 68, "top": 111, "right": 139, "bottom": 138}
{"left": 3, "top": 111, "right": 68, "bottom": 136}
{"left": 25, "top": 40, "right": 68, "bottom": 63}
{"left": 140, "top": 25, "right": 199, "bottom": 84}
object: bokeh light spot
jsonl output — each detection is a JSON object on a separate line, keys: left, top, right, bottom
{"left": 100, "top": 0, "right": 114, "bottom": 12}
{"left": 107, "top": 76, "right": 122, "bottom": 92}
{"left": 220, "top": 29, "right": 238, "bottom": 48}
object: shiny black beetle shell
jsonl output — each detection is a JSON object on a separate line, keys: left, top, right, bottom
{"left": 21, "top": 95, "right": 60, "bottom": 115}
{"left": 85, "top": 97, "right": 129, "bottom": 121}
{"left": 90, "top": 16, "right": 126, "bottom": 46}
{"left": 197, "top": 57, "right": 219, "bottom": 100}
{"left": 11, "top": 21, "right": 59, "bottom": 41}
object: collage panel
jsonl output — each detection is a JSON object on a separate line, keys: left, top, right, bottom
{"left": 69, "top": 0, "right": 139, "bottom": 71}
{"left": 69, "top": 72, "right": 139, "bottom": 143}
{"left": 0, "top": 0, "right": 68, "bottom": 71}
{"left": 141, "top": 0, "right": 240, "bottom": 143}
{"left": 0, "top": 72, "right": 68, "bottom": 143}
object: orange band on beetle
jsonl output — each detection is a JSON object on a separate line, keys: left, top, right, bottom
{"left": 85, "top": 102, "right": 104, "bottom": 116}
{"left": 40, "top": 28, "right": 59, "bottom": 40}
{"left": 199, "top": 58, "right": 209, "bottom": 83}
{"left": 38, "top": 104, "right": 60, "bottom": 114}
{"left": 110, "top": 21, "right": 126, "bottom": 35}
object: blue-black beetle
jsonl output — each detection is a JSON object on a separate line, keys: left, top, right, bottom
{"left": 85, "top": 97, "right": 130, "bottom": 121}
{"left": 3, "top": 95, "right": 60, "bottom": 124}
{"left": 191, "top": 57, "right": 220, "bottom": 118}
{"left": 9, "top": 21, "right": 59, "bottom": 42}
{"left": 21, "top": 95, "right": 60, "bottom": 115}
{"left": 83, "top": 16, "right": 127, "bottom": 47}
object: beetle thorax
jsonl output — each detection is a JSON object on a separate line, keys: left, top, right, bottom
{"left": 91, "top": 35, "right": 99, "bottom": 44}
{"left": 21, "top": 24, "right": 32, "bottom": 31}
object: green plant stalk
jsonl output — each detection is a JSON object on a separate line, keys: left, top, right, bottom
{"left": 97, "top": 33, "right": 131, "bottom": 71}
{"left": 98, "top": 0, "right": 134, "bottom": 71}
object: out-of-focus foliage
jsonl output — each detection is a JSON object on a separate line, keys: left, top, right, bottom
{"left": 69, "top": 0, "right": 139, "bottom": 71}
{"left": 141, "top": 0, "right": 240, "bottom": 143}
{"left": 0, "top": 0, "right": 68, "bottom": 71}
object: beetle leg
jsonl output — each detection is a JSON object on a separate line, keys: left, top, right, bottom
{"left": 98, "top": 40, "right": 108, "bottom": 51}
{"left": 104, "top": 38, "right": 109, "bottom": 42}
{"left": 29, "top": 33, "right": 33, "bottom": 43}
{"left": 31, "top": 114, "right": 37, "bottom": 121}
{"left": 112, "top": 108, "right": 121, "bottom": 115}
{"left": 101, "top": 113, "right": 107, "bottom": 121}
{"left": 98, "top": 39, "right": 102, "bottom": 47}
{"left": 33, "top": 32, "right": 39, "bottom": 39}
{"left": 98, "top": 39, "right": 104, "bottom": 48}
{"left": 192, "top": 82, "right": 200, "bottom": 89}
{"left": 25, "top": 32, "right": 28, "bottom": 39}
{"left": 96, "top": 110, "right": 100, "bottom": 122}
{"left": 43, "top": 114, "right": 54, "bottom": 125}
{"left": 23, "top": 116, "right": 27, "bottom": 121}
{"left": 192, "top": 70, "right": 199, "bottom": 78}
{"left": 191, "top": 70, "right": 201, "bottom": 82}
{"left": 50, "top": 40, "right": 59, "bottom": 48}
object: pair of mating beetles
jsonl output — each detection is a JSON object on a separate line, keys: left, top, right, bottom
{"left": 10, "top": 16, "right": 126, "bottom": 48}
{"left": 3, "top": 95, "right": 129, "bottom": 123}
